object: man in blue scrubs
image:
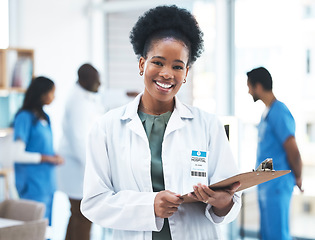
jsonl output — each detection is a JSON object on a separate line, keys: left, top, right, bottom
{"left": 246, "top": 67, "right": 303, "bottom": 240}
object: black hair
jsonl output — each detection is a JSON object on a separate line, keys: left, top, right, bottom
{"left": 19, "top": 76, "right": 55, "bottom": 121}
{"left": 78, "top": 63, "right": 98, "bottom": 82}
{"left": 77, "top": 63, "right": 100, "bottom": 92}
{"left": 247, "top": 67, "right": 273, "bottom": 90}
{"left": 129, "top": 5, "right": 204, "bottom": 66}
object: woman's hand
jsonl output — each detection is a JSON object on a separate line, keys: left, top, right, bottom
{"left": 41, "top": 154, "right": 64, "bottom": 165}
{"left": 188, "top": 182, "right": 240, "bottom": 217}
{"left": 154, "top": 190, "right": 184, "bottom": 218}
{"left": 295, "top": 177, "right": 304, "bottom": 193}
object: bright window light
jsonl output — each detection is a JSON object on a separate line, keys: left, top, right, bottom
{"left": 0, "top": 0, "right": 9, "bottom": 48}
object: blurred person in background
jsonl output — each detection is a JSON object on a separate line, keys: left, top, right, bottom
{"left": 13, "top": 76, "right": 64, "bottom": 226}
{"left": 58, "top": 63, "right": 103, "bottom": 240}
{"left": 247, "top": 66, "right": 303, "bottom": 240}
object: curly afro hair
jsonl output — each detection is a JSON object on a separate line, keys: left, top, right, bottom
{"left": 129, "top": 5, "right": 204, "bottom": 66}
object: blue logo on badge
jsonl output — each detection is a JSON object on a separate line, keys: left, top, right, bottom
{"left": 192, "top": 150, "right": 206, "bottom": 158}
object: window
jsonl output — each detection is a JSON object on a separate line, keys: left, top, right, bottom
{"left": 0, "top": 0, "right": 9, "bottom": 48}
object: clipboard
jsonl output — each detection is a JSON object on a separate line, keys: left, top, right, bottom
{"left": 181, "top": 170, "right": 291, "bottom": 203}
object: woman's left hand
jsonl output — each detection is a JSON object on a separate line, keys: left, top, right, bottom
{"left": 188, "top": 182, "right": 240, "bottom": 217}
{"left": 53, "top": 154, "right": 64, "bottom": 165}
{"left": 41, "top": 154, "right": 64, "bottom": 165}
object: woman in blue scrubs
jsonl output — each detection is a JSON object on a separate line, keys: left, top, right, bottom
{"left": 13, "top": 76, "right": 64, "bottom": 225}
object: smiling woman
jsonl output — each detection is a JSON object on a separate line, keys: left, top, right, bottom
{"left": 81, "top": 5, "right": 242, "bottom": 240}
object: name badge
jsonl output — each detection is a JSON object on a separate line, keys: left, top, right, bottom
{"left": 191, "top": 150, "right": 208, "bottom": 184}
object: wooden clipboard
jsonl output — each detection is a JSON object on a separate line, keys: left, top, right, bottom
{"left": 182, "top": 170, "right": 291, "bottom": 203}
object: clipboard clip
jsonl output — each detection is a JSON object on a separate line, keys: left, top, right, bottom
{"left": 254, "top": 158, "right": 275, "bottom": 172}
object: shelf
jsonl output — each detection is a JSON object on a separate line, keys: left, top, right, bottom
{"left": 0, "top": 48, "right": 34, "bottom": 129}
{"left": 0, "top": 88, "right": 26, "bottom": 96}
{"left": 0, "top": 48, "right": 34, "bottom": 89}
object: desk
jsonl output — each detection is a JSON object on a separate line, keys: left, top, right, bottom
{"left": 0, "top": 217, "right": 24, "bottom": 228}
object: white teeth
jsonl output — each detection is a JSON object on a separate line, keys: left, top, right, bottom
{"left": 156, "top": 81, "right": 172, "bottom": 89}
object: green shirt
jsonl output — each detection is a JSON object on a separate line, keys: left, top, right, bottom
{"left": 138, "top": 110, "right": 172, "bottom": 240}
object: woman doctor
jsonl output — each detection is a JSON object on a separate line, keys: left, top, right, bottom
{"left": 81, "top": 5, "right": 241, "bottom": 240}
{"left": 13, "top": 76, "right": 64, "bottom": 225}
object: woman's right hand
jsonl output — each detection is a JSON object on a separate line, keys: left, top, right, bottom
{"left": 154, "top": 190, "right": 184, "bottom": 218}
{"left": 41, "top": 154, "right": 64, "bottom": 165}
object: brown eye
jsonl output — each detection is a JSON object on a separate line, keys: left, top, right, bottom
{"left": 152, "top": 61, "right": 163, "bottom": 66}
{"left": 173, "top": 65, "right": 184, "bottom": 70}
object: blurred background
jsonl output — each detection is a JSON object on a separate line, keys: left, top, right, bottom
{"left": 0, "top": 0, "right": 315, "bottom": 239}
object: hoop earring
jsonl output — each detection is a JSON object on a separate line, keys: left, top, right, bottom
{"left": 183, "top": 79, "right": 186, "bottom": 83}
{"left": 139, "top": 71, "right": 143, "bottom": 76}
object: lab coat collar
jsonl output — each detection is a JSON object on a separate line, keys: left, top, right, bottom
{"left": 75, "top": 82, "right": 99, "bottom": 101}
{"left": 121, "top": 93, "right": 142, "bottom": 121}
{"left": 121, "top": 92, "right": 194, "bottom": 142}
{"left": 120, "top": 92, "right": 194, "bottom": 121}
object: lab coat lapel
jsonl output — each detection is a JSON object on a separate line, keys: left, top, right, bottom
{"left": 121, "top": 93, "right": 148, "bottom": 143}
{"left": 164, "top": 96, "right": 194, "bottom": 137}
{"left": 126, "top": 118, "right": 148, "bottom": 143}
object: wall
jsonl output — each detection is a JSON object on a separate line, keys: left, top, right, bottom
{"left": 8, "top": 0, "right": 99, "bottom": 146}
{"left": 1, "top": 0, "right": 103, "bottom": 167}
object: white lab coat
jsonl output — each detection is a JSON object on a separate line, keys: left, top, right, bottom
{"left": 81, "top": 93, "right": 241, "bottom": 240}
{"left": 57, "top": 83, "right": 104, "bottom": 199}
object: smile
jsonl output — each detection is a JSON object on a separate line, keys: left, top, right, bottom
{"left": 155, "top": 81, "right": 173, "bottom": 89}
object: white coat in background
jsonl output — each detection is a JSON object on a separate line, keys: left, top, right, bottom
{"left": 57, "top": 82, "right": 104, "bottom": 199}
{"left": 81, "top": 93, "right": 241, "bottom": 240}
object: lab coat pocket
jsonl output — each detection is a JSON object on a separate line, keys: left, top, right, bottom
{"left": 110, "top": 142, "right": 135, "bottom": 191}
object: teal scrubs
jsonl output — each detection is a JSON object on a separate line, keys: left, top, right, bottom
{"left": 256, "top": 100, "right": 295, "bottom": 240}
{"left": 138, "top": 110, "right": 172, "bottom": 240}
{"left": 14, "top": 110, "right": 56, "bottom": 225}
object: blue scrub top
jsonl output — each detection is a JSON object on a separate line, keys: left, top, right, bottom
{"left": 256, "top": 100, "right": 295, "bottom": 193}
{"left": 13, "top": 110, "right": 56, "bottom": 197}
